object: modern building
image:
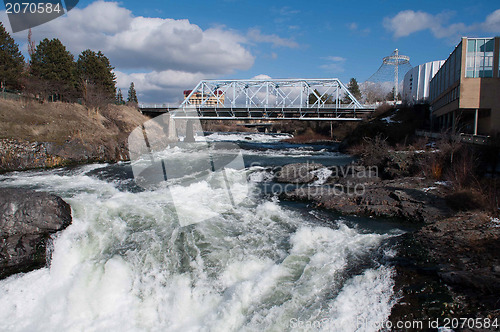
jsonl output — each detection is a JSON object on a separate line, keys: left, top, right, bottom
{"left": 429, "top": 37, "right": 500, "bottom": 136}
{"left": 403, "top": 60, "right": 444, "bottom": 104}
{"left": 183, "top": 90, "right": 225, "bottom": 106}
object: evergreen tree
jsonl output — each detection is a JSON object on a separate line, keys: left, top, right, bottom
{"left": 385, "top": 87, "right": 401, "bottom": 101}
{"left": 347, "top": 78, "right": 361, "bottom": 100}
{"left": 76, "top": 49, "right": 116, "bottom": 98}
{"left": 0, "top": 22, "right": 25, "bottom": 90}
{"left": 343, "top": 78, "right": 362, "bottom": 103}
{"left": 30, "top": 38, "right": 76, "bottom": 100}
{"left": 127, "top": 82, "right": 138, "bottom": 104}
{"left": 116, "top": 89, "right": 124, "bottom": 104}
{"left": 385, "top": 87, "right": 394, "bottom": 101}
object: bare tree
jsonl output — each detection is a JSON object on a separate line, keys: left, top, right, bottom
{"left": 81, "top": 79, "right": 113, "bottom": 114}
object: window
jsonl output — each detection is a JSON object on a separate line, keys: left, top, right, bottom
{"left": 455, "top": 44, "right": 461, "bottom": 80}
{"left": 466, "top": 38, "right": 495, "bottom": 78}
{"left": 450, "top": 50, "right": 455, "bottom": 83}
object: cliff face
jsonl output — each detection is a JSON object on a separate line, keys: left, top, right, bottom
{"left": 0, "top": 99, "right": 148, "bottom": 172}
{"left": 0, "top": 138, "right": 129, "bottom": 172}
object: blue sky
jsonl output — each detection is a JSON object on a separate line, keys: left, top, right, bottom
{"left": 2, "top": 0, "right": 499, "bottom": 103}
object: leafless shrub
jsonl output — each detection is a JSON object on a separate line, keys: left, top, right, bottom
{"left": 444, "top": 145, "right": 479, "bottom": 190}
{"left": 371, "top": 103, "right": 393, "bottom": 118}
{"left": 445, "top": 189, "right": 488, "bottom": 211}
{"left": 410, "top": 136, "right": 429, "bottom": 151}
{"left": 81, "top": 80, "right": 113, "bottom": 114}
{"left": 283, "top": 127, "right": 331, "bottom": 143}
{"left": 348, "top": 134, "right": 390, "bottom": 169}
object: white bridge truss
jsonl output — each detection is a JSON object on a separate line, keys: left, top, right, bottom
{"left": 170, "top": 78, "right": 373, "bottom": 121}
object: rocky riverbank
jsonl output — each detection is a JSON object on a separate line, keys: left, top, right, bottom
{"left": 0, "top": 99, "right": 148, "bottom": 172}
{"left": 279, "top": 163, "right": 452, "bottom": 223}
{"left": 0, "top": 138, "right": 130, "bottom": 172}
{"left": 0, "top": 188, "right": 72, "bottom": 279}
{"left": 276, "top": 162, "right": 500, "bottom": 323}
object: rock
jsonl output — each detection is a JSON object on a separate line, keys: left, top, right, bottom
{"left": 0, "top": 138, "right": 131, "bottom": 173}
{"left": 391, "top": 212, "right": 500, "bottom": 320}
{"left": 284, "top": 177, "right": 452, "bottom": 223}
{"left": 274, "top": 163, "right": 324, "bottom": 184}
{"left": 0, "top": 188, "right": 72, "bottom": 279}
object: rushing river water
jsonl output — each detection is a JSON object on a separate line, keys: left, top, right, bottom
{"left": 0, "top": 133, "right": 405, "bottom": 331}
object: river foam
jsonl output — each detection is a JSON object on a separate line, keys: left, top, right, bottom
{"left": 0, "top": 148, "right": 396, "bottom": 331}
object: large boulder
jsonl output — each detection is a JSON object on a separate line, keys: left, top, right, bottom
{"left": 0, "top": 188, "right": 72, "bottom": 279}
{"left": 274, "top": 163, "right": 324, "bottom": 184}
{"left": 284, "top": 177, "right": 452, "bottom": 223}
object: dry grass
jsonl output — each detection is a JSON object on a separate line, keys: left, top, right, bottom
{"left": 0, "top": 99, "right": 148, "bottom": 144}
{"left": 282, "top": 127, "right": 332, "bottom": 143}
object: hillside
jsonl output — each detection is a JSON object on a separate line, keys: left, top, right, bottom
{"left": 0, "top": 99, "right": 148, "bottom": 172}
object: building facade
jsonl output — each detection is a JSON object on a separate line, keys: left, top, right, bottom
{"left": 403, "top": 60, "right": 444, "bottom": 104}
{"left": 429, "top": 37, "right": 500, "bottom": 136}
{"left": 183, "top": 90, "right": 225, "bottom": 106}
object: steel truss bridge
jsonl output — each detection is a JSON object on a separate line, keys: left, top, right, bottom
{"left": 140, "top": 79, "right": 375, "bottom": 121}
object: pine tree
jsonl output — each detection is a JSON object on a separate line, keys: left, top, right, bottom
{"left": 30, "top": 38, "right": 76, "bottom": 101}
{"left": 76, "top": 49, "right": 116, "bottom": 98}
{"left": 0, "top": 22, "right": 25, "bottom": 91}
{"left": 127, "top": 82, "right": 138, "bottom": 104}
{"left": 385, "top": 87, "right": 401, "bottom": 101}
{"left": 343, "top": 78, "right": 362, "bottom": 103}
{"left": 116, "top": 89, "right": 124, "bottom": 104}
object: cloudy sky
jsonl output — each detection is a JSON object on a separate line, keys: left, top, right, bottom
{"left": 1, "top": 0, "right": 499, "bottom": 104}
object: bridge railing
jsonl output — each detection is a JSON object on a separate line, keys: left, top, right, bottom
{"left": 180, "top": 78, "right": 365, "bottom": 111}
{"left": 139, "top": 103, "right": 175, "bottom": 109}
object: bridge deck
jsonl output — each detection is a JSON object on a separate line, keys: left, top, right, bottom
{"left": 140, "top": 107, "right": 373, "bottom": 121}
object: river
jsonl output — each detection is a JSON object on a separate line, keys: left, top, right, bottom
{"left": 0, "top": 132, "right": 406, "bottom": 331}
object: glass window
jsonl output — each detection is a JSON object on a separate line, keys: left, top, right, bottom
{"left": 467, "top": 39, "right": 476, "bottom": 53}
{"left": 477, "top": 39, "right": 485, "bottom": 52}
{"left": 456, "top": 44, "right": 462, "bottom": 79}
{"left": 485, "top": 39, "right": 494, "bottom": 52}
{"left": 450, "top": 51, "right": 455, "bottom": 83}
{"left": 466, "top": 38, "right": 495, "bottom": 78}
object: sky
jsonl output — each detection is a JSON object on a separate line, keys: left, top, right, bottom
{"left": 1, "top": 0, "right": 499, "bottom": 104}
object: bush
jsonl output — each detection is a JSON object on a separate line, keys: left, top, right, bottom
{"left": 348, "top": 134, "right": 390, "bottom": 170}
{"left": 445, "top": 190, "right": 487, "bottom": 211}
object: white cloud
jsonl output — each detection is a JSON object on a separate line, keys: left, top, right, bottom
{"left": 251, "top": 74, "right": 272, "bottom": 80}
{"left": 383, "top": 9, "right": 499, "bottom": 40}
{"left": 320, "top": 56, "right": 346, "bottom": 74}
{"left": 28, "top": 2, "right": 254, "bottom": 75}
{"left": 7, "top": 1, "right": 271, "bottom": 102}
{"left": 274, "top": 6, "right": 300, "bottom": 24}
{"left": 482, "top": 9, "right": 500, "bottom": 32}
{"left": 323, "top": 56, "right": 346, "bottom": 62}
{"left": 247, "top": 28, "right": 299, "bottom": 48}
{"left": 7, "top": 1, "right": 302, "bottom": 102}
{"left": 383, "top": 10, "right": 437, "bottom": 38}
{"left": 348, "top": 22, "right": 370, "bottom": 35}
{"left": 279, "top": 7, "right": 300, "bottom": 16}
{"left": 115, "top": 70, "right": 209, "bottom": 105}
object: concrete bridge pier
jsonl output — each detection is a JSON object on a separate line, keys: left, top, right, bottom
{"left": 167, "top": 116, "right": 178, "bottom": 141}
{"left": 184, "top": 119, "right": 196, "bottom": 143}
